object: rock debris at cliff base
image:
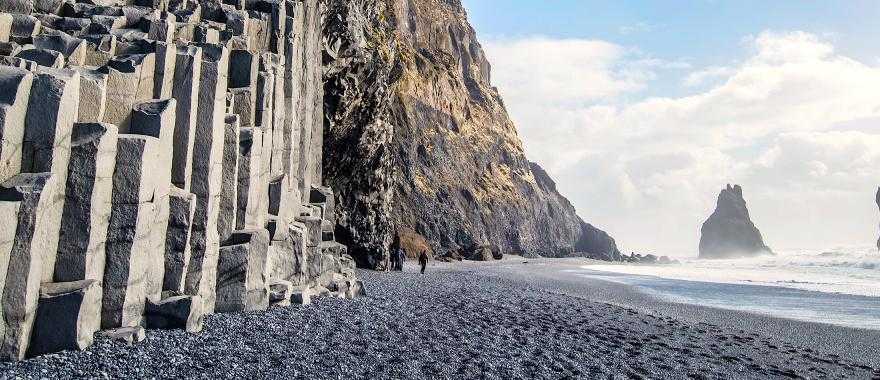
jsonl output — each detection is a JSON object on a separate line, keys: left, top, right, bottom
{"left": 0, "top": 267, "right": 873, "bottom": 379}
{"left": 0, "top": 0, "right": 360, "bottom": 360}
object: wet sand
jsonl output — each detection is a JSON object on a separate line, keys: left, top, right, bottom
{"left": 477, "top": 257, "right": 880, "bottom": 368}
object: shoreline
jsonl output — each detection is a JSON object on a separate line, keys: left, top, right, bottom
{"left": 0, "top": 259, "right": 876, "bottom": 378}
{"left": 467, "top": 257, "right": 880, "bottom": 367}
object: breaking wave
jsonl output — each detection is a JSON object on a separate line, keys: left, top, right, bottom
{"left": 583, "top": 246, "right": 880, "bottom": 298}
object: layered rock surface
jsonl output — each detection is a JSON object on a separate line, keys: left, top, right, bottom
{"left": 699, "top": 184, "right": 772, "bottom": 259}
{"left": 321, "top": 0, "right": 620, "bottom": 268}
{"left": 0, "top": 0, "right": 359, "bottom": 360}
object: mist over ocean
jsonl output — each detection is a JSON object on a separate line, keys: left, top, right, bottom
{"left": 575, "top": 246, "right": 880, "bottom": 329}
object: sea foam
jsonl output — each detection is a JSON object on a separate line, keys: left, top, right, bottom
{"left": 583, "top": 246, "right": 880, "bottom": 298}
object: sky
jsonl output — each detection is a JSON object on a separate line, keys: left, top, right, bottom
{"left": 461, "top": 0, "right": 880, "bottom": 256}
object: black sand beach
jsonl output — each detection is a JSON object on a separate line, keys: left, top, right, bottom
{"left": 1, "top": 260, "right": 877, "bottom": 379}
{"left": 484, "top": 258, "right": 880, "bottom": 368}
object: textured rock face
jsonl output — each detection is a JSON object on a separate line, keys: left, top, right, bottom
{"left": 0, "top": 0, "right": 361, "bottom": 359}
{"left": 322, "top": 0, "right": 397, "bottom": 269}
{"left": 322, "top": 0, "right": 620, "bottom": 268}
{"left": 699, "top": 184, "right": 773, "bottom": 259}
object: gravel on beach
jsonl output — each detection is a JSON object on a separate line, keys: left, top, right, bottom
{"left": 0, "top": 265, "right": 877, "bottom": 379}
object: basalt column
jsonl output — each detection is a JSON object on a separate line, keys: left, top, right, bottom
{"left": 184, "top": 43, "right": 228, "bottom": 314}
{"left": 0, "top": 0, "right": 358, "bottom": 360}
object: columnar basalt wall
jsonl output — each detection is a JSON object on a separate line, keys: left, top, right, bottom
{"left": 0, "top": 0, "right": 359, "bottom": 360}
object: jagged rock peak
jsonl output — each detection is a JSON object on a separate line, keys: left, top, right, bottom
{"left": 699, "top": 184, "right": 773, "bottom": 259}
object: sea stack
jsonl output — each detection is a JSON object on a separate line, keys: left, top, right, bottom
{"left": 875, "top": 187, "right": 880, "bottom": 251}
{"left": 698, "top": 184, "right": 772, "bottom": 259}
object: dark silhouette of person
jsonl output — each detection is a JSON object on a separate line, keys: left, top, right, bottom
{"left": 389, "top": 238, "right": 402, "bottom": 271}
{"left": 418, "top": 250, "right": 429, "bottom": 274}
{"left": 396, "top": 247, "right": 406, "bottom": 271}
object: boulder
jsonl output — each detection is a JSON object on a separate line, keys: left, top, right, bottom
{"left": 316, "top": 241, "right": 346, "bottom": 279}
{"left": 462, "top": 244, "right": 497, "bottom": 261}
{"left": 0, "top": 56, "right": 36, "bottom": 70}
{"left": 437, "top": 250, "right": 463, "bottom": 263}
{"left": 268, "top": 279, "right": 291, "bottom": 307}
{"left": 266, "top": 217, "right": 307, "bottom": 286}
{"left": 328, "top": 279, "right": 348, "bottom": 299}
{"left": 699, "top": 184, "right": 773, "bottom": 259}
{"left": 215, "top": 229, "right": 269, "bottom": 313}
{"left": 310, "top": 285, "right": 330, "bottom": 298}
{"left": 290, "top": 286, "right": 310, "bottom": 305}
{"left": 144, "top": 295, "right": 204, "bottom": 333}
{"left": 27, "top": 280, "right": 101, "bottom": 356}
{"left": 348, "top": 279, "right": 366, "bottom": 298}
{"left": 294, "top": 214, "right": 321, "bottom": 247}
{"left": 98, "top": 326, "right": 145, "bottom": 344}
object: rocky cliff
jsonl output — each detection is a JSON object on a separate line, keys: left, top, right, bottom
{"left": 699, "top": 184, "right": 773, "bottom": 259}
{"left": 0, "top": 0, "right": 361, "bottom": 359}
{"left": 321, "top": 0, "right": 621, "bottom": 268}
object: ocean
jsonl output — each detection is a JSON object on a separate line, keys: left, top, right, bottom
{"left": 574, "top": 246, "right": 880, "bottom": 330}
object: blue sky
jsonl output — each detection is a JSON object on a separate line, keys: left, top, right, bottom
{"left": 464, "top": 0, "right": 880, "bottom": 98}
{"left": 460, "top": 1, "right": 880, "bottom": 255}
{"left": 463, "top": 1, "right": 880, "bottom": 61}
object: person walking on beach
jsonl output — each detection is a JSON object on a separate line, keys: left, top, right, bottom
{"left": 418, "top": 250, "right": 429, "bottom": 274}
{"left": 396, "top": 247, "right": 406, "bottom": 271}
{"left": 389, "top": 246, "right": 398, "bottom": 271}
{"left": 389, "top": 239, "right": 401, "bottom": 271}
{"left": 391, "top": 246, "right": 404, "bottom": 271}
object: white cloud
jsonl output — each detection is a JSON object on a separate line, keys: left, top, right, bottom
{"left": 684, "top": 66, "right": 734, "bottom": 87}
{"left": 484, "top": 31, "right": 880, "bottom": 255}
{"left": 481, "top": 37, "right": 643, "bottom": 106}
